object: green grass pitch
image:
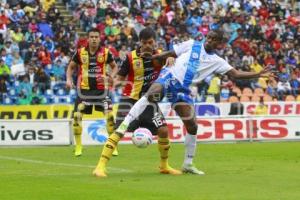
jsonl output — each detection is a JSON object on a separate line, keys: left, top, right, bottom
{"left": 0, "top": 142, "right": 299, "bottom": 200}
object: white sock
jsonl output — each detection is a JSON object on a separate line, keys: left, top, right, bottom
{"left": 122, "top": 96, "right": 150, "bottom": 125}
{"left": 183, "top": 133, "right": 197, "bottom": 166}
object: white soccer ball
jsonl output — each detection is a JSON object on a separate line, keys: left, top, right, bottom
{"left": 132, "top": 128, "right": 153, "bottom": 148}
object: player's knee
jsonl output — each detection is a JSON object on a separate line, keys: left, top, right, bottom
{"left": 147, "top": 93, "right": 162, "bottom": 102}
{"left": 186, "top": 121, "right": 198, "bottom": 135}
{"left": 146, "top": 84, "right": 163, "bottom": 102}
{"left": 115, "top": 132, "right": 124, "bottom": 138}
{"left": 78, "top": 103, "right": 85, "bottom": 112}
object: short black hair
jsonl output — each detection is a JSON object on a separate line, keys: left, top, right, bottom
{"left": 139, "top": 27, "right": 156, "bottom": 41}
{"left": 88, "top": 28, "right": 100, "bottom": 35}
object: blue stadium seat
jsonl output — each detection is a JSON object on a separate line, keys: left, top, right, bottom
{"left": 3, "top": 97, "right": 12, "bottom": 105}
{"left": 69, "top": 89, "right": 76, "bottom": 95}
{"left": 14, "top": 81, "right": 20, "bottom": 87}
{"left": 57, "top": 88, "right": 66, "bottom": 96}
{"left": 45, "top": 89, "right": 53, "bottom": 96}
{"left": 65, "top": 96, "right": 72, "bottom": 103}
{"left": 9, "top": 88, "right": 16, "bottom": 97}
{"left": 53, "top": 96, "right": 60, "bottom": 104}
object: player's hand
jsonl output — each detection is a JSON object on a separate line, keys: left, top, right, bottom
{"left": 259, "top": 65, "right": 278, "bottom": 79}
{"left": 105, "top": 73, "right": 114, "bottom": 88}
{"left": 66, "top": 79, "right": 74, "bottom": 89}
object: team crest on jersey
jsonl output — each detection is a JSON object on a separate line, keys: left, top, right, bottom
{"left": 81, "top": 55, "right": 88, "bottom": 64}
{"left": 135, "top": 60, "right": 142, "bottom": 68}
{"left": 97, "top": 54, "right": 104, "bottom": 63}
{"left": 192, "top": 52, "right": 199, "bottom": 59}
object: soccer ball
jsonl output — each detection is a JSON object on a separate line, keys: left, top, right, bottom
{"left": 132, "top": 128, "right": 153, "bottom": 148}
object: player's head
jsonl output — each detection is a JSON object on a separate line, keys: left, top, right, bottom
{"left": 88, "top": 28, "right": 101, "bottom": 48}
{"left": 139, "top": 27, "right": 156, "bottom": 56}
{"left": 205, "top": 29, "right": 228, "bottom": 51}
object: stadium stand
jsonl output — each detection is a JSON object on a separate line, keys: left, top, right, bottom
{"left": 0, "top": 0, "right": 299, "bottom": 105}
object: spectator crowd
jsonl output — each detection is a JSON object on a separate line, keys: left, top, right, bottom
{"left": 0, "top": 0, "right": 299, "bottom": 105}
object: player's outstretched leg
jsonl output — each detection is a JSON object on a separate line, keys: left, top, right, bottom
{"left": 157, "top": 127, "right": 182, "bottom": 175}
{"left": 93, "top": 133, "right": 121, "bottom": 178}
{"left": 106, "top": 111, "right": 118, "bottom": 156}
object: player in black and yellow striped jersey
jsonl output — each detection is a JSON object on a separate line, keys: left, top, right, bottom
{"left": 93, "top": 27, "right": 181, "bottom": 177}
{"left": 66, "top": 28, "right": 118, "bottom": 156}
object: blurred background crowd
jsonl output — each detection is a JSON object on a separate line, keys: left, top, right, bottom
{"left": 0, "top": 0, "right": 299, "bottom": 105}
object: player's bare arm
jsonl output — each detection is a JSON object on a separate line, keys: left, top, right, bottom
{"left": 226, "top": 65, "right": 273, "bottom": 79}
{"left": 151, "top": 50, "right": 177, "bottom": 63}
{"left": 66, "top": 60, "right": 77, "bottom": 89}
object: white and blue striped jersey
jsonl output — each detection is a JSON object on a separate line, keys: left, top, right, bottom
{"left": 171, "top": 39, "right": 233, "bottom": 88}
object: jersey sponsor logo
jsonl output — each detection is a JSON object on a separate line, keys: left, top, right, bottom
{"left": 87, "top": 120, "right": 107, "bottom": 143}
{"left": 167, "top": 118, "right": 291, "bottom": 141}
{"left": 136, "top": 73, "right": 157, "bottom": 81}
{"left": 192, "top": 52, "right": 199, "bottom": 59}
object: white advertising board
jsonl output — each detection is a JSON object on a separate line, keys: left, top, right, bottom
{"left": 0, "top": 120, "right": 70, "bottom": 145}
{"left": 81, "top": 116, "right": 300, "bottom": 145}
{"left": 166, "top": 116, "right": 300, "bottom": 142}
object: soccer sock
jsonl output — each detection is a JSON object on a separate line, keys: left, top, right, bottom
{"left": 95, "top": 133, "right": 121, "bottom": 170}
{"left": 183, "top": 133, "right": 197, "bottom": 166}
{"left": 106, "top": 111, "right": 115, "bottom": 136}
{"left": 73, "top": 112, "right": 83, "bottom": 147}
{"left": 122, "top": 96, "right": 150, "bottom": 126}
{"left": 158, "top": 137, "right": 170, "bottom": 169}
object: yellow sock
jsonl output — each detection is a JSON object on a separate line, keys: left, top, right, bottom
{"left": 96, "top": 133, "right": 121, "bottom": 170}
{"left": 73, "top": 112, "right": 83, "bottom": 147}
{"left": 158, "top": 137, "right": 170, "bottom": 169}
{"left": 73, "top": 124, "right": 82, "bottom": 147}
{"left": 106, "top": 111, "right": 115, "bottom": 136}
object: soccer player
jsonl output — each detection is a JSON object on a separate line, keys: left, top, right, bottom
{"left": 93, "top": 27, "right": 181, "bottom": 177}
{"left": 95, "top": 29, "right": 273, "bottom": 176}
{"left": 66, "top": 28, "right": 118, "bottom": 156}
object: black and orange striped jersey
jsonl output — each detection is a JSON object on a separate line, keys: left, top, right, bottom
{"left": 72, "top": 46, "right": 114, "bottom": 91}
{"left": 118, "top": 50, "right": 163, "bottom": 100}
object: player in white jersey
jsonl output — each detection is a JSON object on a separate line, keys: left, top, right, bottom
{"left": 95, "top": 29, "right": 273, "bottom": 177}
